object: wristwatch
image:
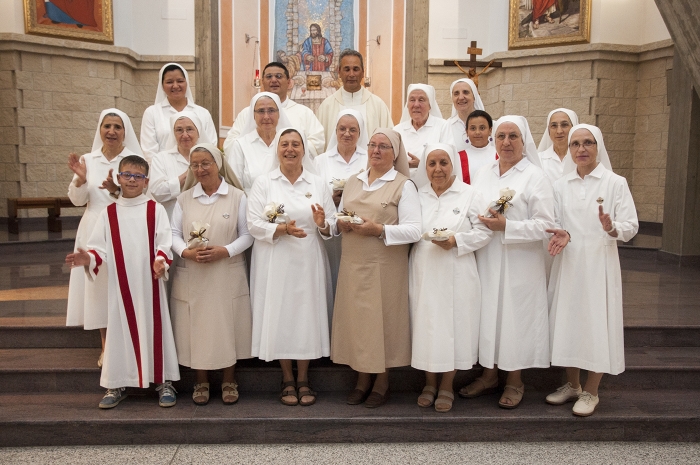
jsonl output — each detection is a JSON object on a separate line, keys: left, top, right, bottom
{"left": 378, "top": 224, "right": 385, "bottom": 239}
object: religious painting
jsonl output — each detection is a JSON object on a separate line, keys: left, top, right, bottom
{"left": 508, "top": 0, "right": 591, "bottom": 49}
{"left": 273, "top": 0, "right": 357, "bottom": 111}
{"left": 23, "top": 0, "right": 114, "bottom": 44}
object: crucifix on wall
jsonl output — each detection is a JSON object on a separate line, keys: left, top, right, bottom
{"left": 443, "top": 41, "right": 503, "bottom": 87}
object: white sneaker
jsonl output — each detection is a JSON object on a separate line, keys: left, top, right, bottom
{"left": 572, "top": 391, "right": 599, "bottom": 417}
{"left": 545, "top": 382, "right": 582, "bottom": 405}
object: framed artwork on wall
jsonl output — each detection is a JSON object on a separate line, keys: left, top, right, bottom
{"left": 509, "top": 0, "right": 591, "bottom": 49}
{"left": 23, "top": 0, "right": 114, "bottom": 44}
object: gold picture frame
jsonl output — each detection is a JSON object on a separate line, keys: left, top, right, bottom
{"left": 23, "top": 0, "right": 114, "bottom": 44}
{"left": 509, "top": 0, "right": 591, "bottom": 50}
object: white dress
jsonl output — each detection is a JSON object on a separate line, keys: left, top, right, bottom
{"left": 148, "top": 149, "right": 189, "bottom": 219}
{"left": 409, "top": 180, "right": 492, "bottom": 372}
{"left": 549, "top": 164, "right": 638, "bottom": 375}
{"left": 247, "top": 168, "right": 336, "bottom": 361}
{"left": 229, "top": 130, "right": 275, "bottom": 195}
{"left": 473, "top": 158, "right": 555, "bottom": 371}
{"left": 538, "top": 146, "right": 565, "bottom": 184}
{"left": 65, "top": 149, "right": 139, "bottom": 329}
{"left": 85, "top": 195, "right": 180, "bottom": 388}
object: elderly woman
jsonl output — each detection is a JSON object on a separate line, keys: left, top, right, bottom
{"left": 409, "top": 143, "right": 492, "bottom": 413}
{"left": 169, "top": 143, "right": 253, "bottom": 405}
{"left": 462, "top": 115, "right": 555, "bottom": 409}
{"left": 247, "top": 128, "right": 336, "bottom": 407}
{"left": 546, "top": 125, "right": 638, "bottom": 416}
{"left": 149, "top": 111, "right": 202, "bottom": 218}
{"left": 331, "top": 128, "right": 422, "bottom": 408}
{"left": 538, "top": 108, "right": 580, "bottom": 184}
{"left": 463, "top": 110, "right": 498, "bottom": 184}
{"left": 393, "top": 84, "right": 456, "bottom": 188}
{"left": 228, "top": 92, "right": 293, "bottom": 195}
{"left": 66, "top": 108, "right": 144, "bottom": 366}
{"left": 140, "top": 63, "right": 217, "bottom": 161}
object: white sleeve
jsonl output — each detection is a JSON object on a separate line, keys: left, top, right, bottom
{"left": 225, "top": 195, "right": 255, "bottom": 256}
{"left": 246, "top": 177, "right": 279, "bottom": 244}
{"left": 139, "top": 106, "right": 160, "bottom": 163}
{"left": 223, "top": 108, "right": 248, "bottom": 157}
{"left": 67, "top": 155, "right": 89, "bottom": 206}
{"left": 149, "top": 154, "right": 182, "bottom": 203}
{"left": 85, "top": 211, "right": 109, "bottom": 281}
{"left": 303, "top": 111, "right": 326, "bottom": 158}
{"left": 154, "top": 203, "right": 173, "bottom": 280}
{"left": 229, "top": 140, "right": 248, "bottom": 191}
{"left": 318, "top": 180, "right": 338, "bottom": 240}
{"left": 199, "top": 110, "right": 219, "bottom": 145}
{"left": 170, "top": 199, "right": 187, "bottom": 258}
{"left": 611, "top": 177, "right": 639, "bottom": 243}
{"left": 455, "top": 190, "right": 493, "bottom": 256}
{"left": 503, "top": 173, "right": 556, "bottom": 244}
{"left": 384, "top": 180, "right": 422, "bottom": 245}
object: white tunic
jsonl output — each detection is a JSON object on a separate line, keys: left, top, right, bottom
{"left": 446, "top": 115, "right": 468, "bottom": 156}
{"left": 140, "top": 100, "right": 217, "bottom": 162}
{"left": 66, "top": 149, "right": 139, "bottom": 329}
{"left": 229, "top": 130, "right": 275, "bottom": 195}
{"left": 247, "top": 168, "right": 336, "bottom": 361}
{"left": 461, "top": 143, "right": 498, "bottom": 185}
{"left": 473, "top": 158, "right": 555, "bottom": 371}
{"left": 148, "top": 149, "right": 189, "bottom": 219}
{"left": 549, "top": 164, "right": 638, "bottom": 375}
{"left": 85, "top": 196, "right": 180, "bottom": 388}
{"left": 409, "top": 180, "right": 492, "bottom": 372}
{"left": 223, "top": 98, "right": 326, "bottom": 157}
{"left": 538, "top": 146, "right": 565, "bottom": 184}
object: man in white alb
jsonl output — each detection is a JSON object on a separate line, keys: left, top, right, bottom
{"left": 222, "top": 62, "right": 326, "bottom": 157}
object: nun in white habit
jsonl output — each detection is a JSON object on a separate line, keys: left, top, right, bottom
{"left": 228, "top": 92, "right": 293, "bottom": 195}
{"left": 393, "top": 84, "right": 457, "bottom": 188}
{"left": 537, "top": 108, "right": 579, "bottom": 184}
{"left": 464, "top": 115, "right": 555, "bottom": 409}
{"left": 545, "top": 124, "right": 638, "bottom": 417}
{"left": 409, "top": 143, "right": 492, "bottom": 413}
{"left": 140, "top": 63, "right": 217, "bottom": 162}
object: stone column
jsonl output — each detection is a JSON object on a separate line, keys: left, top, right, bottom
{"left": 404, "top": 0, "right": 429, "bottom": 90}
{"left": 194, "top": 0, "right": 220, "bottom": 135}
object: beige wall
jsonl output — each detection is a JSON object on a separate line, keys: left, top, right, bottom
{"left": 428, "top": 40, "right": 673, "bottom": 223}
{"left": 0, "top": 33, "right": 194, "bottom": 217}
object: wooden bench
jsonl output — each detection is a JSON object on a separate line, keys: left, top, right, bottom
{"left": 7, "top": 197, "right": 75, "bottom": 234}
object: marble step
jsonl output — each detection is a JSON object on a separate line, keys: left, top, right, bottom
{"left": 1, "top": 347, "right": 699, "bottom": 393}
{"left": 0, "top": 389, "right": 698, "bottom": 447}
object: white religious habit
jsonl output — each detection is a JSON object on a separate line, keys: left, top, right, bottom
{"left": 316, "top": 87, "right": 393, "bottom": 150}
{"left": 85, "top": 196, "right": 180, "bottom": 389}
{"left": 537, "top": 108, "right": 579, "bottom": 184}
{"left": 223, "top": 98, "right": 326, "bottom": 157}
{"left": 409, "top": 145, "right": 492, "bottom": 373}
{"left": 140, "top": 63, "right": 217, "bottom": 162}
{"left": 548, "top": 125, "right": 638, "bottom": 375}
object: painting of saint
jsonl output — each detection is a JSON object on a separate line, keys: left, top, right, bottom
{"left": 509, "top": 0, "right": 591, "bottom": 49}
{"left": 23, "top": 0, "right": 113, "bottom": 43}
{"left": 42, "top": 0, "right": 98, "bottom": 28}
{"left": 301, "top": 23, "right": 334, "bottom": 71}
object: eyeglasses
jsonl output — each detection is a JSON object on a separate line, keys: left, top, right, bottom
{"left": 569, "top": 140, "right": 597, "bottom": 150}
{"left": 337, "top": 126, "right": 359, "bottom": 134}
{"left": 174, "top": 128, "right": 198, "bottom": 135}
{"left": 549, "top": 122, "right": 571, "bottom": 130}
{"left": 367, "top": 143, "right": 393, "bottom": 152}
{"left": 254, "top": 108, "right": 279, "bottom": 115}
{"left": 118, "top": 172, "right": 147, "bottom": 181}
{"left": 264, "top": 73, "right": 286, "bottom": 80}
{"left": 495, "top": 133, "right": 521, "bottom": 142}
{"left": 189, "top": 162, "right": 215, "bottom": 170}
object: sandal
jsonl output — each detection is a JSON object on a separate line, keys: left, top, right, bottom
{"left": 296, "top": 380, "right": 317, "bottom": 406}
{"left": 192, "top": 382, "right": 210, "bottom": 405}
{"left": 417, "top": 385, "right": 438, "bottom": 408}
{"left": 498, "top": 384, "right": 525, "bottom": 409}
{"left": 280, "top": 380, "right": 298, "bottom": 406}
{"left": 222, "top": 382, "right": 239, "bottom": 405}
{"left": 435, "top": 390, "right": 455, "bottom": 413}
{"left": 458, "top": 378, "right": 498, "bottom": 399}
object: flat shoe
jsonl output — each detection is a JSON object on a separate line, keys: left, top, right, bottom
{"left": 498, "top": 384, "right": 524, "bottom": 409}
{"left": 280, "top": 380, "right": 298, "bottom": 406}
{"left": 192, "top": 382, "right": 210, "bottom": 405}
{"left": 364, "top": 389, "right": 390, "bottom": 408}
{"left": 296, "top": 380, "right": 317, "bottom": 407}
{"left": 458, "top": 378, "right": 498, "bottom": 399}
{"left": 346, "top": 388, "right": 371, "bottom": 405}
{"left": 417, "top": 385, "right": 438, "bottom": 408}
{"left": 572, "top": 391, "right": 599, "bottom": 417}
{"left": 222, "top": 382, "right": 239, "bottom": 405}
{"left": 434, "top": 390, "right": 454, "bottom": 413}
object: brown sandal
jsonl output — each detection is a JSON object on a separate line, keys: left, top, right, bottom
{"left": 458, "top": 378, "right": 498, "bottom": 399}
{"left": 280, "top": 380, "right": 298, "bottom": 406}
{"left": 296, "top": 380, "right": 317, "bottom": 406}
{"left": 498, "top": 384, "right": 525, "bottom": 409}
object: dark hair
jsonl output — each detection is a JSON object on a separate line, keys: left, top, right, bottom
{"left": 338, "top": 49, "right": 364, "bottom": 71}
{"left": 119, "top": 155, "right": 149, "bottom": 176}
{"left": 161, "top": 64, "right": 186, "bottom": 83}
{"left": 310, "top": 23, "right": 322, "bottom": 34}
{"left": 101, "top": 112, "right": 123, "bottom": 126}
{"left": 466, "top": 110, "right": 493, "bottom": 129}
{"left": 279, "top": 128, "right": 304, "bottom": 150}
{"left": 263, "top": 62, "right": 290, "bottom": 79}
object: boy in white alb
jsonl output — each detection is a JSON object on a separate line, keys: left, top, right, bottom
{"left": 68, "top": 155, "right": 180, "bottom": 408}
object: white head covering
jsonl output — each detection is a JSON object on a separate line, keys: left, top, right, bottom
{"left": 400, "top": 84, "right": 443, "bottom": 123}
{"left": 91, "top": 108, "right": 143, "bottom": 157}
{"left": 422, "top": 143, "right": 461, "bottom": 187}
{"left": 370, "top": 128, "right": 411, "bottom": 178}
{"left": 154, "top": 63, "right": 194, "bottom": 105}
{"left": 270, "top": 127, "right": 317, "bottom": 176}
{"left": 325, "top": 109, "right": 369, "bottom": 156}
{"left": 493, "top": 115, "right": 542, "bottom": 169}
{"left": 562, "top": 124, "right": 613, "bottom": 174}
{"left": 449, "top": 78, "right": 485, "bottom": 118}
{"left": 537, "top": 108, "right": 580, "bottom": 152}
{"left": 166, "top": 110, "right": 203, "bottom": 152}
{"left": 240, "top": 92, "right": 293, "bottom": 137}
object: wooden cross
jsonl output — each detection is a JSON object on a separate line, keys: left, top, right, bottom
{"left": 443, "top": 41, "right": 502, "bottom": 87}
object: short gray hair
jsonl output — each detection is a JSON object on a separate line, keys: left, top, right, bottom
{"left": 338, "top": 49, "right": 364, "bottom": 71}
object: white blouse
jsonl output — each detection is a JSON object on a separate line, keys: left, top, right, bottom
{"left": 149, "top": 149, "right": 189, "bottom": 219}
{"left": 315, "top": 147, "right": 368, "bottom": 195}
{"left": 229, "top": 130, "right": 275, "bottom": 195}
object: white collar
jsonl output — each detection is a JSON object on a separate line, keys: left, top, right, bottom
{"left": 192, "top": 177, "right": 228, "bottom": 198}
{"left": 270, "top": 167, "right": 312, "bottom": 184}
{"left": 566, "top": 162, "right": 606, "bottom": 181}
{"left": 116, "top": 194, "right": 150, "bottom": 206}
{"left": 357, "top": 167, "right": 398, "bottom": 183}
{"left": 492, "top": 157, "right": 531, "bottom": 176}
